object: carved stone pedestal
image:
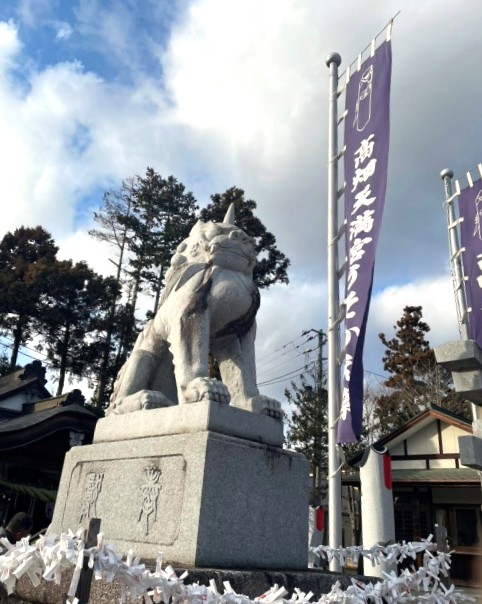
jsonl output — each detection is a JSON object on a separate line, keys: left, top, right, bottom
{"left": 50, "top": 402, "right": 309, "bottom": 569}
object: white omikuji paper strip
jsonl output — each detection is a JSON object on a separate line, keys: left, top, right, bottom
{"left": 0, "top": 530, "right": 474, "bottom": 604}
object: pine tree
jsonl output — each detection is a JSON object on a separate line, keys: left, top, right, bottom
{"left": 127, "top": 169, "right": 199, "bottom": 314}
{"left": 37, "top": 260, "right": 119, "bottom": 395}
{"left": 89, "top": 177, "right": 137, "bottom": 405}
{"left": 0, "top": 349, "right": 11, "bottom": 376}
{"left": 89, "top": 170, "right": 198, "bottom": 405}
{"left": 0, "top": 226, "right": 58, "bottom": 368}
{"left": 285, "top": 331, "right": 327, "bottom": 504}
{"left": 199, "top": 187, "right": 290, "bottom": 288}
{"left": 374, "top": 305, "right": 471, "bottom": 434}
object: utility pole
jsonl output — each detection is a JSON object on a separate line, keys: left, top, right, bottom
{"left": 302, "top": 328, "right": 327, "bottom": 504}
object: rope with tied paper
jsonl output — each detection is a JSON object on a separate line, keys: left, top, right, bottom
{"left": 0, "top": 530, "right": 475, "bottom": 604}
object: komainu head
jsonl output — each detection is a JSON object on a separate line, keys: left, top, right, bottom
{"left": 169, "top": 204, "right": 257, "bottom": 276}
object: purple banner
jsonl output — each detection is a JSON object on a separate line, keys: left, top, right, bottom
{"left": 338, "top": 41, "right": 392, "bottom": 443}
{"left": 459, "top": 181, "right": 482, "bottom": 349}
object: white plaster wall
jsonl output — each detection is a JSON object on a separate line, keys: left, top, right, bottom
{"left": 392, "top": 459, "right": 425, "bottom": 469}
{"left": 0, "top": 393, "right": 27, "bottom": 412}
{"left": 440, "top": 423, "right": 469, "bottom": 454}
{"left": 407, "top": 422, "right": 439, "bottom": 455}
{"left": 390, "top": 442, "right": 405, "bottom": 455}
{"left": 429, "top": 458, "right": 457, "bottom": 469}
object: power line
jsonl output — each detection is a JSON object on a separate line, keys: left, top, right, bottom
{"left": 0, "top": 337, "right": 52, "bottom": 367}
{"left": 258, "top": 360, "right": 318, "bottom": 387}
{"left": 256, "top": 332, "right": 315, "bottom": 363}
{"left": 256, "top": 332, "right": 318, "bottom": 376}
{"left": 256, "top": 345, "right": 318, "bottom": 379}
{"left": 256, "top": 336, "right": 316, "bottom": 371}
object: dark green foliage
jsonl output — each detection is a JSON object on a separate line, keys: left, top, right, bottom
{"left": 126, "top": 168, "right": 199, "bottom": 313}
{"left": 285, "top": 365, "right": 328, "bottom": 505}
{"left": 37, "top": 260, "right": 120, "bottom": 395}
{"left": 0, "top": 174, "right": 289, "bottom": 405}
{"left": 0, "top": 349, "right": 12, "bottom": 376}
{"left": 89, "top": 181, "right": 135, "bottom": 406}
{"left": 89, "top": 169, "right": 198, "bottom": 405}
{"left": 374, "top": 305, "right": 471, "bottom": 435}
{"left": 0, "top": 226, "right": 58, "bottom": 368}
{"left": 89, "top": 177, "right": 135, "bottom": 289}
{"left": 199, "top": 187, "right": 290, "bottom": 288}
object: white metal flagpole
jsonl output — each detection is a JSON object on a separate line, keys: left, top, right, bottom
{"left": 441, "top": 169, "right": 480, "bottom": 424}
{"left": 326, "top": 51, "right": 342, "bottom": 571}
{"left": 441, "top": 169, "right": 470, "bottom": 341}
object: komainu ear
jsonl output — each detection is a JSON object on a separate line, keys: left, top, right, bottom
{"left": 223, "top": 203, "right": 236, "bottom": 225}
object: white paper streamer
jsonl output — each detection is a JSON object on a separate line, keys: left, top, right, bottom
{"left": 0, "top": 530, "right": 475, "bottom": 604}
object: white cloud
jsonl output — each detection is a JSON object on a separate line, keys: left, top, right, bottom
{"left": 370, "top": 274, "right": 460, "bottom": 347}
{"left": 0, "top": 23, "right": 178, "bottom": 242}
{"left": 255, "top": 273, "right": 462, "bottom": 405}
{"left": 0, "top": 0, "right": 481, "bottom": 408}
{"left": 56, "top": 230, "right": 115, "bottom": 276}
{"left": 17, "top": 0, "right": 52, "bottom": 27}
{"left": 357, "top": 275, "right": 461, "bottom": 390}
{"left": 0, "top": 20, "right": 21, "bottom": 71}
{"left": 53, "top": 21, "right": 73, "bottom": 42}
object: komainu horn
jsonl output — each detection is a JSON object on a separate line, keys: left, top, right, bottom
{"left": 107, "top": 204, "right": 282, "bottom": 419}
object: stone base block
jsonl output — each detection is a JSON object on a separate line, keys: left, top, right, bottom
{"left": 434, "top": 340, "right": 482, "bottom": 405}
{"left": 434, "top": 339, "right": 482, "bottom": 371}
{"left": 451, "top": 371, "right": 482, "bottom": 405}
{"left": 50, "top": 430, "right": 309, "bottom": 569}
{"left": 10, "top": 566, "right": 377, "bottom": 604}
{"left": 459, "top": 435, "right": 482, "bottom": 470}
{"left": 473, "top": 419, "right": 482, "bottom": 438}
{"left": 94, "top": 400, "right": 284, "bottom": 447}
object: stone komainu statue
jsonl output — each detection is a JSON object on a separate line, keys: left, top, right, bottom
{"left": 107, "top": 204, "right": 282, "bottom": 419}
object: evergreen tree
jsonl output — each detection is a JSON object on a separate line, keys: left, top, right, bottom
{"left": 374, "top": 305, "right": 471, "bottom": 434}
{"left": 92, "top": 300, "right": 138, "bottom": 407}
{"left": 89, "top": 178, "right": 135, "bottom": 405}
{"left": 286, "top": 368, "right": 328, "bottom": 505}
{"left": 127, "top": 168, "right": 199, "bottom": 314}
{"left": 0, "top": 226, "right": 58, "bottom": 368}
{"left": 0, "top": 349, "right": 11, "bottom": 376}
{"left": 199, "top": 187, "right": 290, "bottom": 288}
{"left": 89, "top": 169, "right": 198, "bottom": 404}
{"left": 37, "top": 260, "right": 119, "bottom": 395}
{"left": 89, "top": 177, "right": 135, "bottom": 293}
{"left": 285, "top": 331, "right": 327, "bottom": 504}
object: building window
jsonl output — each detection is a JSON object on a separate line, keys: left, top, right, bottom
{"left": 454, "top": 508, "right": 480, "bottom": 547}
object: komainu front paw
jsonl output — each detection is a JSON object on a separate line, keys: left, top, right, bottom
{"left": 183, "top": 377, "right": 231, "bottom": 405}
{"left": 245, "top": 395, "right": 283, "bottom": 419}
{"left": 107, "top": 390, "right": 174, "bottom": 415}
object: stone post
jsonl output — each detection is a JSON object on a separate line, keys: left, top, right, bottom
{"left": 434, "top": 340, "right": 482, "bottom": 473}
{"left": 359, "top": 446, "right": 395, "bottom": 577}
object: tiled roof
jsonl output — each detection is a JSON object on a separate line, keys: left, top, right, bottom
{"left": 343, "top": 467, "right": 480, "bottom": 485}
{"left": 0, "top": 361, "right": 51, "bottom": 401}
{"left": 0, "top": 403, "right": 96, "bottom": 433}
{"left": 349, "top": 405, "right": 473, "bottom": 467}
{"left": 0, "top": 403, "right": 98, "bottom": 450}
{"left": 23, "top": 389, "right": 85, "bottom": 413}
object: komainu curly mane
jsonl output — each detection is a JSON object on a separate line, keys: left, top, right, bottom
{"left": 107, "top": 204, "right": 281, "bottom": 419}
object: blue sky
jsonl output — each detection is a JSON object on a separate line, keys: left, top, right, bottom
{"left": 1, "top": 0, "right": 481, "bottom": 407}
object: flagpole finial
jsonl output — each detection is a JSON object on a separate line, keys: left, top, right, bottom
{"left": 440, "top": 169, "right": 454, "bottom": 180}
{"left": 326, "top": 53, "right": 342, "bottom": 67}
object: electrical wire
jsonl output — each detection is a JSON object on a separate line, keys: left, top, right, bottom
{"left": 256, "top": 345, "right": 318, "bottom": 379}
{"left": 256, "top": 332, "right": 314, "bottom": 363}
{"left": 257, "top": 359, "right": 318, "bottom": 387}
